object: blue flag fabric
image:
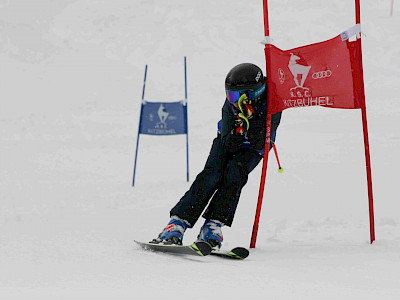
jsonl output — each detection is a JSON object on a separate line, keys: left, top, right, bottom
{"left": 139, "top": 101, "right": 187, "bottom": 135}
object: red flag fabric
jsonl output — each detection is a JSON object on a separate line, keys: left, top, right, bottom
{"left": 268, "top": 33, "right": 363, "bottom": 114}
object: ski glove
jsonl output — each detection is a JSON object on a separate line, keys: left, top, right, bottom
{"left": 225, "top": 118, "right": 246, "bottom": 153}
{"left": 247, "top": 116, "right": 266, "bottom": 151}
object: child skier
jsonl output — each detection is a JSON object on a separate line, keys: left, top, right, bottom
{"left": 152, "top": 63, "right": 282, "bottom": 249}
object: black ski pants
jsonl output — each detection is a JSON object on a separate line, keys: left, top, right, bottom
{"left": 170, "top": 135, "right": 262, "bottom": 227}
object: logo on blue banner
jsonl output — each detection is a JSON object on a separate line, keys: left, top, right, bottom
{"left": 139, "top": 101, "right": 187, "bottom": 135}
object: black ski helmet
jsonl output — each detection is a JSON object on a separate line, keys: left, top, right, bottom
{"left": 225, "top": 63, "right": 265, "bottom": 92}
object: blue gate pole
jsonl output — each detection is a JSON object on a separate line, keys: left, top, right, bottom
{"left": 184, "top": 57, "right": 189, "bottom": 182}
{"left": 132, "top": 65, "right": 148, "bottom": 187}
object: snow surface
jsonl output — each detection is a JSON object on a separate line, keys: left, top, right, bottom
{"left": 1, "top": 0, "right": 400, "bottom": 299}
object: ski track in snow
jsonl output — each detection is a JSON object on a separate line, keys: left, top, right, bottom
{"left": 1, "top": 0, "right": 399, "bottom": 299}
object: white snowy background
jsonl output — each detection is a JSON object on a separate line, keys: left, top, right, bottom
{"left": 1, "top": 0, "right": 399, "bottom": 299}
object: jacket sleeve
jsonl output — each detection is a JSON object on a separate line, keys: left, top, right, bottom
{"left": 247, "top": 104, "right": 282, "bottom": 151}
{"left": 220, "top": 100, "right": 246, "bottom": 153}
{"left": 220, "top": 100, "right": 235, "bottom": 146}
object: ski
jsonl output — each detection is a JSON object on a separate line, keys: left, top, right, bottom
{"left": 211, "top": 247, "right": 249, "bottom": 260}
{"left": 134, "top": 240, "right": 212, "bottom": 257}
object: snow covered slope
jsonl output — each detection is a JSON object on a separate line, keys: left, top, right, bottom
{"left": 1, "top": 0, "right": 399, "bottom": 299}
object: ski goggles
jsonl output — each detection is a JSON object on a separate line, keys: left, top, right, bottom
{"left": 226, "top": 83, "right": 266, "bottom": 104}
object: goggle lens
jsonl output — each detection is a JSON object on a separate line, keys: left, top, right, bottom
{"left": 226, "top": 83, "right": 265, "bottom": 104}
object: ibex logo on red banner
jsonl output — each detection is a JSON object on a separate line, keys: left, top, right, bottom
{"left": 288, "top": 53, "right": 311, "bottom": 98}
{"left": 281, "top": 53, "right": 335, "bottom": 108}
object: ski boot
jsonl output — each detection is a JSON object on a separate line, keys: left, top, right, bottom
{"left": 197, "top": 219, "right": 223, "bottom": 250}
{"left": 151, "top": 216, "right": 189, "bottom": 245}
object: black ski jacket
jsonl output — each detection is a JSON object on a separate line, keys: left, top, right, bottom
{"left": 220, "top": 99, "right": 282, "bottom": 154}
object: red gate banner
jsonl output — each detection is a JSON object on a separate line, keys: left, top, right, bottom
{"left": 251, "top": 0, "right": 374, "bottom": 249}
{"left": 268, "top": 32, "right": 363, "bottom": 114}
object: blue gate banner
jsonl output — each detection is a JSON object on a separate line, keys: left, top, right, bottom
{"left": 139, "top": 101, "right": 187, "bottom": 135}
{"left": 132, "top": 59, "right": 190, "bottom": 187}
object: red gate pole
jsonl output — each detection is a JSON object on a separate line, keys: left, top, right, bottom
{"left": 355, "top": 0, "right": 375, "bottom": 244}
{"left": 250, "top": 0, "right": 273, "bottom": 248}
